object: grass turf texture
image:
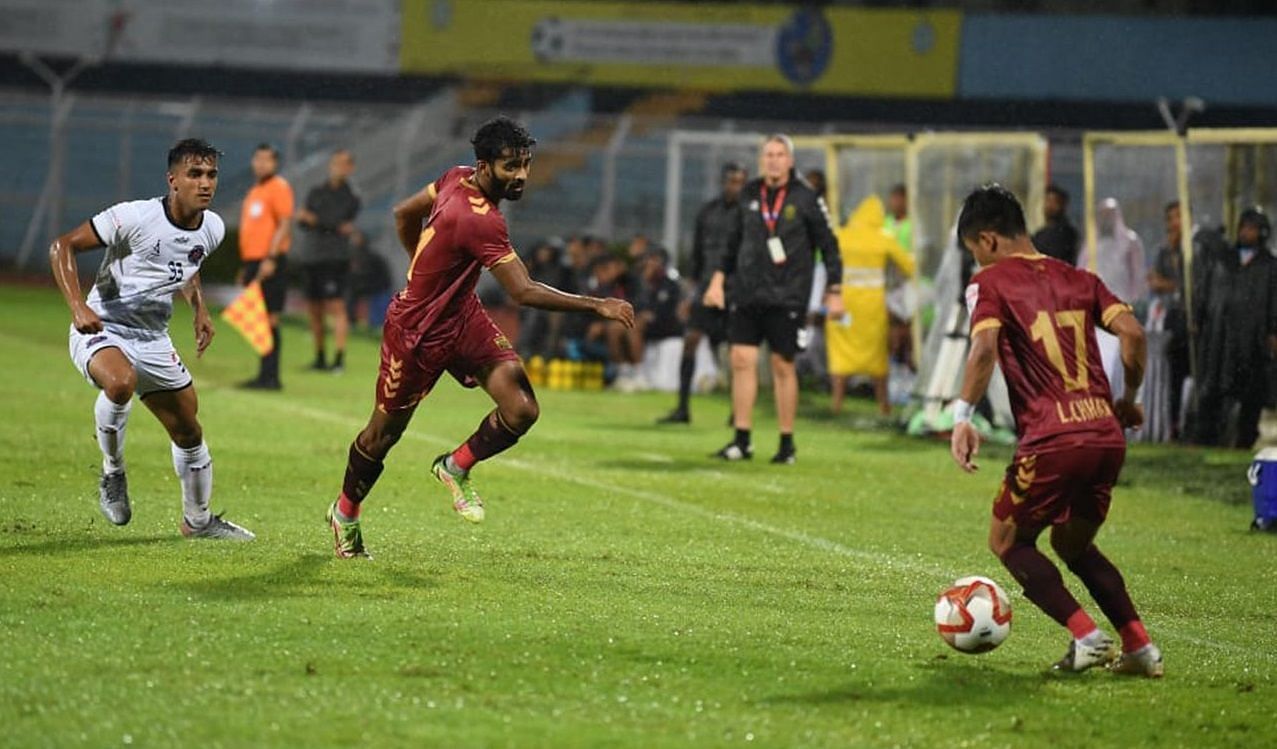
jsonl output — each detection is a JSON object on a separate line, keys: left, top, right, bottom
{"left": 1, "top": 283, "right": 1274, "bottom": 749}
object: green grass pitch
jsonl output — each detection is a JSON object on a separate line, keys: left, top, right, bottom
{"left": 1, "top": 283, "right": 1274, "bottom": 748}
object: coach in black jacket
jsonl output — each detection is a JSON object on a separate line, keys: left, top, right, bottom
{"left": 703, "top": 134, "right": 843, "bottom": 464}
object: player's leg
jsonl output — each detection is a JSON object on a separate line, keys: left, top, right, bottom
{"left": 327, "top": 327, "right": 435, "bottom": 556}
{"left": 85, "top": 345, "right": 137, "bottom": 525}
{"left": 990, "top": 453, "right": 1113, "bottom": 671}
{"left": 142, "top": 384, "right": 253, "bottom": 541}
{"left": 432, "top": 359, "right": 538, "bottom": 524}
{"left": 659, "top": 326, "right": 702, "bottom": 423}
{"left": 1051, "top": 447, "right": 1162, "bottom": 677}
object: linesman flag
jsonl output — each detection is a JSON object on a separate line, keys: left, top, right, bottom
{"left": 221, "top": 282, "right": 274, "bottom": 355}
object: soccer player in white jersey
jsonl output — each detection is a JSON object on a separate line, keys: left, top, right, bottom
{"left": 50, "top": 138, "right": 254, "bottom": 540}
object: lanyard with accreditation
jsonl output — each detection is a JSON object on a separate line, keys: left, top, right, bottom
{"left": 760, "top": 183, "right": 788, "bottom": 265}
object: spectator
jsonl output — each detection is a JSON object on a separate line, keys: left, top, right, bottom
{"left": 884, "top": 183, "right": 915, "bottom": 370}
{"left": 659, "top": 162, "right": 746, "bottom": 423}
{"left": 296, "top": 149, "right": 360, "bottom": 373}
{"left": 1080, "top": 198, "right": 1146, "bottom": 398}
{"left": 1143, "top": 201, "right": 1188, "bottom": 440}
{"left": 346, "top": 238, "right": 392, "bottom": 330}
{"left": 826, "top": 195, "right": 915, "bottom": 416}
{"left": 703, "top": 134, "right": 843, "bottom": 465}
{"left": 237, "top": 143, "right": 294, "bottom": 390}
{"left": 1192, "top": 207, "right": 1277, "bottom": 448}
{"left": 1032, "top": 183, "right": 1080, "bottom": 266}
{"left": 517, "top": 237, "right": 571, "bottom": 359}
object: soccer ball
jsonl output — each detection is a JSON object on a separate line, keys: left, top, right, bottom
{"left": 934, "top": 575, "right": 1012, "bottom": 653}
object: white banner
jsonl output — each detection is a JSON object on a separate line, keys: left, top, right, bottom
{"left": 0, "top": 0, "right": 400, "bottom": 73}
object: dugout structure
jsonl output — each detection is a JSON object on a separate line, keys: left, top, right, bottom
{"left": 1083, "top": 127, "right": 1277, "bottom": 379}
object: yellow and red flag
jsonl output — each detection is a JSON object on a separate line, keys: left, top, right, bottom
{"left": 220, "top": 282, "right": 274, "bottom": 356}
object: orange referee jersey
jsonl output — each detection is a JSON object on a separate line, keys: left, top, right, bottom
{"left": 240, "top": 175, "right": 294, "bottom": 261}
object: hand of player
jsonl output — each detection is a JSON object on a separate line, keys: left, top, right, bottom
{"left": 824, "top": 291, "right": 845, "bottom": 318}
{"left": 338, "top": 222, "right": 356, "bottom": 237}
{"left": 950, "top": 421, "right": 981, "bottom": 473}
{"left": 194, "top": 311, "right": 215, "bottom": 358}
{"left": 257, "top": 257, "right": 277, "bottom": 281}
{"left": 1113, "top": 398, "right": 1144, "bottom": 430}
{"left": 598, "top": 298, "right": 635, "bottom": 329}
{"left": 72, "top": 302, "right": 104, "bottom": 334}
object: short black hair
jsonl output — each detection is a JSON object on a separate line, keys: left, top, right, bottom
{"left": 721, "top": 161, "right": 746, "bottom": 178}
{"left": 957, "top": 183, "right": 1028, "bottom": 242}
{"left": 471, "top": 115, "right": 536, "bottom": 163}
{"left": 889, "top": 183, "right": 906, "bottom": 196}
{"left": 254, "top": 142, "right": 280, "bottom": 158}
{"left": 1165, "top": 199, "right": 1181, "bottom": 215}
{"left": 167, "top": 138, "right": 220, "bottom": 169}
{"left": 1046, "top": 183, "right": 1070, "bottom": 202}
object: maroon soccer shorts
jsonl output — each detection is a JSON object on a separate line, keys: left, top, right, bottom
{"left": 992, "top": 445, "right": 1126, "bottom": 533}
{"left": 375, "top": 306, "right": 520, "bottom": 413}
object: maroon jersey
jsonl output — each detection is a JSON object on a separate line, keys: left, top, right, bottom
{"left": 967, "top": 253, "right": 1131, "bottom": 452}
{"left": 388, "top": 166, "right": 517, "bottom": 345}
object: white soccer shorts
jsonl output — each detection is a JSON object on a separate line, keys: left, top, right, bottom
{"left": 68, "top": 324, "right": 192, "bottom": 397}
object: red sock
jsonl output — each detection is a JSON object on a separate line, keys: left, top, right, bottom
{"left": 1119, "top": 620, "right": 1151, "bottom": 653}
{"left": 336, "top": 493, "right": 360, "bottom": 520}
{"left": 451, "top": 443, "right": 478, "bottom": 472}
{"left": 1065, "top": 608, "right": 1099, "bottom": 640}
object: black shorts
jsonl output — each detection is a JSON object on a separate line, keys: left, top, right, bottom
{"left": 688, "top": 300, "right": 728, "bottom": 347}
{"left": 727, "top": 304, "right": 807, "bottom": 359}
{"left": 303, "top": 260, "right": 349, "bottom": 301}
{"left": 242, "top": 255, "right": 289, "bottom": 314}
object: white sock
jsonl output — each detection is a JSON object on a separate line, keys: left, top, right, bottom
{"left": 172, "top": 441, "right": 213, "bottom": 527}
{"left": 95, "top": 391, "right": 132, "bottom": 474}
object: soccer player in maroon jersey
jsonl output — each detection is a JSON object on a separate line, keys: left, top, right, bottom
{"left": 949, "top": 185, "right": 1162, "bottom": 677}
{"left": 325, "top": 117, "right": 634, "bottom": 557}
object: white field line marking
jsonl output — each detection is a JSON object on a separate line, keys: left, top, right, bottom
{"left": 243, "top": 398, "right": 942, "bottom": 575}
{"left": 6, "top": 329, "right": 1266, "bottom": 662}
{"left": 225, "top": 395, "right": 1277, "bottom": 665}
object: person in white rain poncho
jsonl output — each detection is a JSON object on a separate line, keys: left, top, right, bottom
{"left": 1079, "top": 198, "right": 1146, "bottom": 399}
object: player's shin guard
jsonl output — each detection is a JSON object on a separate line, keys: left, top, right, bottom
{"left": 95, "top": 391, "right": 132, "bottom": 474}
{"left": 1001, "top": 544, "right": 1097, "bottom": 638}
{"left": 451, "top": 409, "right": 526, "bottom": 473}
{"left": 338, "top": 441, "right": 384, "bottom": 519}
{"left": 172, "top": 441, "right": 213, "bottom": 528}
{"left": 1065, "top": 545, "right": 1149, "bottom": 652}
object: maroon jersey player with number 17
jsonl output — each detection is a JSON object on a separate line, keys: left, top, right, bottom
{"left": 325, "top": 116, "right": 634, "bottom": 558}
{"left": 949, "top": 184, "right": 1162, "bottom": 678}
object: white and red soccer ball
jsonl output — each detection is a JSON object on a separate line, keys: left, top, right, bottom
{"left": 934, "top": 576, "right": 1013, "bottom": 653}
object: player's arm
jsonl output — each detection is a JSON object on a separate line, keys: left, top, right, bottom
{"left": 1107, "top": 310, "right": 1147, "bottom": 428}
{"left": 393, "top": 182, "right": 436, "bottom": 257}
{"left": 49, "top": 221, "right": 107, "bottom": 333}
{"left": 490, "top": 255, "right": 634, "bottom": 328}
{"left": 182, "top": 273, "right": 215, "bottom": 358}
{"left": 951, "top": 326, "right": 999, "bottom": 473}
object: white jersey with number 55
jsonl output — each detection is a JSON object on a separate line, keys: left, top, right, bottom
{"left": 87, "top": 197, "right": 224, "bottom": 335}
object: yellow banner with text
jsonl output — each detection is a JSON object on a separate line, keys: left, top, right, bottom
{"left": 401, "top": 1, "right": 960, "bottom": 98}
